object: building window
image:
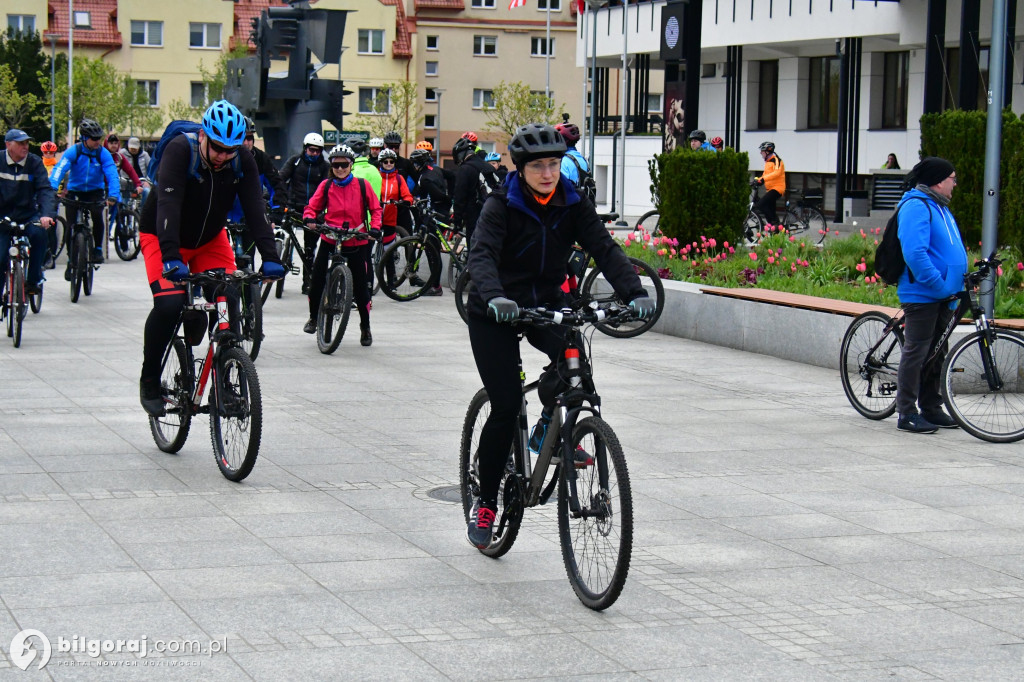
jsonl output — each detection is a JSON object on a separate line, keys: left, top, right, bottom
{"left": 472, "top": 0, "right": 496, "bottom": 7}
{"left": 757, "top": 60, "right": 778, "bottom": 130}
{"left": 426, "top": 35, "right": 438, "bottom": 50}
{"left": 701, "top": 63, "right": 716, "bottom": 78}
{"left": 473, "top": 35, "right": 497, "bottom": 57}
{"left": 130, "top": 20, "right": 163, "bottom": 47}
{"left": 473, "top": 89, "right": 495, "bottom": 109}
{"left": 539, "top": 0, "right": 561, "bottom": 8}
{"left": 424, "top": 114, "right": 437, "bottom": 129}
{"left": 881, "top": 52, "right": 909, "bottom": 129}
{"left": 531, "top": 38, "right": 554, "bottom": 57}
{"left": 7, "top": 15, "right": 35, "bottom": 36}
{"left": 359, "top": 87, "right": 390, "bottom": 114}
{"left": 646, "top": 93, "right": 663, "bottom": 114}
{"left": 425, "top": 61, "right": 438, "bottom": 77}
{"left": 943, "top": 46, "right": 989, "bottom": 111}
{"left": 136, "top": 80, "right": 159, "bottom": 107}
{"left": 73, "top": 11, "right": 91, "bottom": 28}
{"left": 190, "top": 82, "right": 208, "bottom": 108}
{"left": 358, "top": 29, "right": 384, "bottom": 55}
{"left": 807, "top": 56, "right": 839, "bottom": 129}
{"left": 189, "top": 23, "right": 221, "bottom": 49}
{"left": 425, "top": 87, "right": 438, "bottom": 102}
{"left": 478, "top": 140, "right": 496, "bottom": 154}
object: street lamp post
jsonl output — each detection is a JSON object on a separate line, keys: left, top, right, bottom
{"left": 68, "top": 0, "right": 74, "bottom": 143}
{"left": 44, "top": 33, "right": 58, "bottom": 142}
{"left": 434, "top": 89, "right": 445, "bottom": 166}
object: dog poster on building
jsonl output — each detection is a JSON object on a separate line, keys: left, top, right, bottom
{"left": 664, "top": 87, "right": 685, "bottom": 152}
{"left": 660, "top": 1, "right": 686, "bottom": 152}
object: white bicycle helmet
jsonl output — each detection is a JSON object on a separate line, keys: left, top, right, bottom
{"left": 327, "top": 144, "right": 355, "bottom": 161}
{"left": 369, "top": 137, "right": 384, "bottom": 149}
{"left": 303, "top": 132, "right": 325, "bottom": 148}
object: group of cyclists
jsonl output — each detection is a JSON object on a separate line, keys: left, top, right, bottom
{"left": 1, "top": 99, "right": 656, "bottom": 551}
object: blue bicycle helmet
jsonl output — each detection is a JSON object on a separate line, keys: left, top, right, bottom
{"left": 485, "top": 152, "right": 501, "bottom": 162}
{"left": 202, "top": 100, "right": 246, "bottom": 147}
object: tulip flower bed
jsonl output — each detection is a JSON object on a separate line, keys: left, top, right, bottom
{"left": 619, "top": 226, "right": 1024, "bottom": 319}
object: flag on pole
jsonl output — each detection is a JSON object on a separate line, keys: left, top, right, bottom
{"left": 508, "top": 0, "right": 527, "bottom": 9}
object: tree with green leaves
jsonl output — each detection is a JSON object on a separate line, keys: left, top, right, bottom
{"left": 482, "top": 81, "right": 565, "bottom": 144}
{"left": 0, "top": 29, "right": 60, "bottom": 142}
{"left": 0, "top": 64, "right": 43, "bottom": 134}
{"left": 348, "top": 81, "right": 422, "bottom": 141}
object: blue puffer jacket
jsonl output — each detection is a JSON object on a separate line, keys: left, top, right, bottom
{"left": 49, "top": 141, "right": 121, "bottom": 200}
{"left": 895, "top": 187, "right": 968, "bottom": 304}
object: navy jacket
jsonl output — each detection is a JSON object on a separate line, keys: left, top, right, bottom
{"left": 0, "top": 151, "right": 57, "bottom": 224}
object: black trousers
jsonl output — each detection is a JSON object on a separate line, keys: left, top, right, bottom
{"left": 68, "top": 190, "right": 106, "bottom": 249}
{"left": 896, "top": 300, "right": 956, "bottom": 416}
{"left": 756, "top": 189, "right": 781, "bottom": 226}
{"left": 467, "top": 314, "right": 563, "bottom": 506}
{"left": 308, "top": 241, "right": 372, "bottom": 329}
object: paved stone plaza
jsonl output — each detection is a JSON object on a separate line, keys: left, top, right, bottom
{"left": 0, "top": 256, "right": 1023, "bottom": 680}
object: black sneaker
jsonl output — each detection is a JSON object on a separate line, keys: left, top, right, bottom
{"left": 25, "top": 282, "right": 42, "bottom": 296}
{"left": 360, "top": 327, "right": 372, "bottom": 346}
{"left": 897, "top": 413, "right": 938, "bottom": 434}
{"left": 409, "top": 275, "right": 427, "bottom": 287}
{"left": 921, "top": 409, "right": 959, "bottom": 429}
{"left": 140, "top": 377, "right": 165, "bottom": 417}
{"left": 302, "top": 318, "right": 317, "bottom": 334}
{"left": 43, "top": 255, "right": 55, "bottom": 270}
{"left": 64, "top": 265, "right": 72, "bottom": 282}
{"left": 421, "top": 286, "right": 443, "bottom": 297}
{"left": 467, "top": 500, "right": 497, "bottom": 549}
{"left": 92, "top": 248, "right": 104, "bottom": 264}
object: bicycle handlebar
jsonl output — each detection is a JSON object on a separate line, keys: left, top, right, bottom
{"left": 514, "top": 304, "right": 638, "bottom": 328}
{"left": 183, "top": 269, "right": 267, "bottom": 288}
{"left": 60, "top": 198, "right": 109, "bottom": 210}
{"left": 967, "top": 255, "right": 1002, "bottom": 287}
{"left": 304, "top": 222, "right": 380, "bottom": 241}
{"left": 0, "top": 217, "right": 41, "bottom": 232}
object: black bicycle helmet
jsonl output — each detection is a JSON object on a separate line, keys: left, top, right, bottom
{"left": 688, "top": 129, "right": 706, "bottom": 143}
{"left": 759, "top": 140, "right": 775, "bottom": 153}
{"left": 79, "top": 118, "right": 104, "bottom": 140}
{"left": 244, "top": 116, "right": 255, "bottom": 136}
{"left": 452, "top": 137, "right": 476, "bottom": 165}
{"left": 409, "top": 148, "right": 432, "bottom": 167}
{"left": 383, "top": 130, "right": 402, "bottom": 146}
{"left": 344, "top": 137, "right": 367, "bottom": 157}
{"left": 507, "top": 123, "right": 566, "bottom": 167}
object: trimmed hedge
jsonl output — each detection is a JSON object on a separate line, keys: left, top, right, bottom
{"left": 648, "top": 147, "right": 750, "bottom": 245}
{"left": 920, "top": 108, "right": 1024, "bottom": 248}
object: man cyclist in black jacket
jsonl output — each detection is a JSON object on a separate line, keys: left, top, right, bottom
{"left": 280, "top": 132, "right": 330, "bottom": 293}
{"left": 451, "top": 137, "right": 498, "bottom": 241}
{"left": 138, "top": 100, "right": 285, "bottom": 416}
{"left": 464, "top": 123, "right": 655, "bottom": 549}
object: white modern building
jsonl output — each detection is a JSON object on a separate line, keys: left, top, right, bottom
{"left": 575, "top": 0, "right": 1024, "bottom": 218}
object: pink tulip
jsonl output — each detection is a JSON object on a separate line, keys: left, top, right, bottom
{"left": 997, "top": 265, "right": 1004, "bottom": 276}
{"left": 1018, "top": 262, "right": 1024, "bottom": 271}
{"left": 749, "top": 252, "right": 758, "bottom": 261}
{"left": 657, "top": 248, "right": 667, "bottom": 256}
{"left": 789, "top": 236, "right": 796, "bottom": 242}
{"left": 791, "top": 264, "right": 797, "bottom": 272}
{"left": 781, "top": 256, "right": 787, "bottom": 262}
{"left": 724, "top": 241, "right": 730, "bottom": 249}
{"left": 728, "top": 247, "right": 735, "bottom": 254}
{"left": 855, "top": 263, "right": 866, "bottom": 272}
{"left": 767, "top": 256, "right": 776, "bottom": 264}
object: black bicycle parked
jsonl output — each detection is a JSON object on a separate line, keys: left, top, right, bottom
{"left": 460, "top": 302, "right": 640, "bottom": 610}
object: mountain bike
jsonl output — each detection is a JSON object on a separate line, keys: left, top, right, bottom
{"left": 225, "top": 221, "right": 264, "bottom": 362}
{"left": 840, "top": 256, "right": 1024, "bottom": 442}
{"left": 60, "top": 198, "right": 106, "bottom": 303}
{"left": 1, "top": 219, "right": 40, "bottom": 348}
{"left": 113, "top": 185, "right": 142, "bottom": 261}
{"left": 460, "top": 303, "right": 638, "bottom": 610}
{"left": 305, "top": 222, "right": 380, "bottom": 355}
{"left": 260, "top": 210, "right": 305, "bottom": 302}
{"left": 376, "top": 199, "right": 462, "bottom": 301}
{"left": 369, "top": 200, "right": 412, "bottom": 296}
{"left": 780, "top": 190, "right": 827, "bottom": 246}
{"left": 148, "top": 269, "right": 269, "bottom": 481}
{"left": 454, "top": 250, "right": 665, "bottom": 338}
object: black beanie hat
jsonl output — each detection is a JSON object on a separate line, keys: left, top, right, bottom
{"left": 911, "top": 156, "right": 955, "bottom": 187}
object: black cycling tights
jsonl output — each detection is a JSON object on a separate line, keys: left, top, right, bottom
{"left": 467, "top": 314, "right": 563, "bottom": 506}
{"left": 308, "top": 242, "right": 371, "bottom": 329}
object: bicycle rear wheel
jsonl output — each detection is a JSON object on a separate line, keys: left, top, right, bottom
{"left": 82, "top": 235, "right": 94, "bottom": 297}
{"left": 558, "top": 416, "right": 632, "bottom": 611}
{"left": 459, "top": 388, "right": 523, "bottom": 558}
{"left": 276, "top": 234, "right": 293, "bottom": 299}
{"left": 840, "top": 311, "right": 902, "bottom": 420}
{"left": 70, "top": 232, "right": 86, "bottom": 303}
{"left": 371, "top": 226, "right": 410, "bottom": 295}
{"left": 211, "top": 347, "right": 262, "bottom": 480}
{"left": 633, "top": 210, "right": 661, "bottom": 239}
{"left": 239, "top": 283, "right": 263, "bottom": 362}
{"left": 943, "top": 330, "right": 1024, "bottom": 442}
{"left": 743, "top": 211, "right": 763, "bottom": 246}
{"left": 805, "top": 207, "right": 828, "bottom": 245}
{"left": 454, "top": 268, "right": 473, "bottom": 325}
{"left": 149, "top": 338, "right": 193, "bottom": 453}
{"left": 446, "top": 233, "right": 468, "bottom": 292}
{"left": 317, "top": 264, "right": 353, "bottom": 355}
{"left": 10, "top": 263, "right": 24, "bottom": 348}
{"left": 114, "top": 208, "right": 141, "bottom": 261}
{"left": 29, "top": 281, "right": 42, "bottom": 314}
{"left": 581, "top": 256, "right": 665, "bottom": 338}
{"left": 377, "top": 235, "right": 434, "bottom": 301}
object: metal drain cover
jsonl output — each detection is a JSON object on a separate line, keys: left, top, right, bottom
{"left": 425, "top": 485, "right": 461, "bottom": 504}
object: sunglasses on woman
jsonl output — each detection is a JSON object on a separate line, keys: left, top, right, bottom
{"left": 331, "top": 161, "right": 351, "bottom": 169}
{"left": 380, "top": 159, "right": 395, "bottom": 165}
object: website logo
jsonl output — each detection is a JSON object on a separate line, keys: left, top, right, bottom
{"left": 10, "top": 629, "right": 52, "bottom": 670}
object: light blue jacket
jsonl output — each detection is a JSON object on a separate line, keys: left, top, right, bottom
{"left": 560, "top": 148, "right": 589, "bottom": 185}
{"left": 895, "top": 187, "right": 968, "bottom": 304}
{"left": 49, "top": 141, "right": 121, "bottom": 200}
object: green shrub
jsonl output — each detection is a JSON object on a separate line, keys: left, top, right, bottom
{"left": 649, "top": 147, "right": 749, "bottom": 245}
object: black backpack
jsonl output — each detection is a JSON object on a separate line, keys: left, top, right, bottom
{"left": 566, "top": 154, "right": 596, "bottom": 203}
{"left": 875, "top": 196, "right": 928, "bottom": 286}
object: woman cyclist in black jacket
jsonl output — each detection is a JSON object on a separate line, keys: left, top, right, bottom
{"left": 464, "top": 123, "right": 655, "bottom": 549}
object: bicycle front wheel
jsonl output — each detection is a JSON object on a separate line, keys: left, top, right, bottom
{"left": 377, "top": 235, "right": 434, "bottom": 301}
{"left": 558, "top": 416, "right": 632, "bottom": 611}
{"left": 943, "top": 329, "right": 1024, "bottom": 443}
{"left": 115, "top": 208, "right": 141, "bottom": 261}
{"left": 459, "top": 388, "right": 524, "bottom": 558}
{"left": 840, "top": 311, "right": 902, "bottom": 420}
{"left": 806, "top": 207, "right": 828, "bottom": 245}
{"left": 742, "top": 211, "right": 763, "bottom": 247}
{"left": 210, "top": 347, "right": 262, "bottom": 481}
{"left": 581, "top": 256, "right": 665, "bottom": 338}
{"left": 82, "top": 236, "right": 94, "bottom": 297}
{"left": 150, "top": 338, "right": 193, "bottom": 453}
{"left": 29, "top": 281, "right": 42, "bottom": 314}
{"left": 276, "top": 234, "right": 294, "bottom": 299}
{"left": 70, "top": 232, "right": 86, "bottom": 303}
{"left": 372, "top": 226, "right": 410, "bottom": 296}
{"left": 454, "top": 268, "right": 474, "bottom": 325}
{"left": 11, "top": 262, "right": 25, "bottom": 348}
{"left": 317, "top": 264, "right": 353, "bottom": 355}
{"left": 446, "top": 233, "right": 468, "bottom": 292}
{"left": 634, "top": 210, "right": 661, "bottom": 239}
{"left": 239, "top": 283, "right": 263, "bottom": 362}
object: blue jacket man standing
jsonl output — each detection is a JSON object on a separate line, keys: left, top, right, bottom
{"left": 0, "top": 129, "right": 56, "bottom": 293}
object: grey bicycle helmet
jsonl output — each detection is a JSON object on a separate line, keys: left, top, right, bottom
{"left": 409, "top": 148, "right": 432, "bottom": 167}
{"left": 79, "top": 118, "right": 104, "bottom": 140}
{"left": 759, "top": 141, "right": 775, "bottom": 153}
{"left": 507, "top": 123, "right": 566, "bottom": 167}
{"left": 688, "top": 129, "right": 707, "bottom": 142}
{"left": 344, "top": 137, "right": 367, "bottom": 157}
{"left": 383, "top": 131, "right": 402, "bottom": 146}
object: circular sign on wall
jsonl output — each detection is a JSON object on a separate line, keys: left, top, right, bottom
{"left": 664, "top": 16, "right": 680, "bottom": 49}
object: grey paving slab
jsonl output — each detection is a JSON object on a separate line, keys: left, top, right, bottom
{"left": 1, "top": 255, "right": 1023, "bottom": 677}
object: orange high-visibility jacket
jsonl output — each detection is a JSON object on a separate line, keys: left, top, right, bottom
{"left": 759, "top": 154, "right": 785, "bottom": 194}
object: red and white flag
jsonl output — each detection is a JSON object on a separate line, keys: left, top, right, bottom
{"left": 508, "top": 0, "right": 527, "bottom": 9}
